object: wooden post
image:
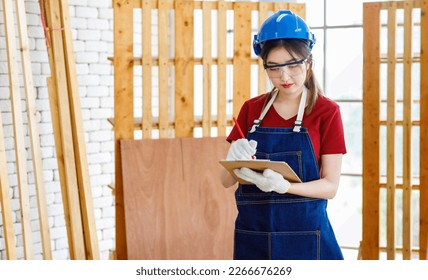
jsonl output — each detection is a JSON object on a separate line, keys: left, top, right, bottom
{"left": 113, "top": 0, "right": 134, "bottom": 260}
{"left": 386, "top": 2, "right": 397, "bottom": 260}
{"left": 233, "top": 2, "right": 252, "bottom": 117}
{"left": 202, "top": 1, "right": 213, "bottom": 137}
{"left": 59, "top": 0, "right": 100, "bottom": 259}
{"left": 217, "top": 0, "right": 227, "bottom": 136}
{"left": 158, "top": 0, "right": 171, "bottom": 138}
{"left": 257, "top": 2, "right": 269, "bottom": 95}
{"left": 44, "top": 0, "right": 86, "bottom": 260}
{"left": 420, "top": 0, "right": 428, "bottom": 260}
{"left": 362, "top": 2, "right": 381, "bottom": 260}
{"left": 0, "top": 112, "right": 17, "bottom": 260}
{"left": 175, "top": 0, "right": 195, "bottom": 137}
{"left": 15, "top": 0, "right": 52, "bottom": 259}
{"left": 2, "top": 0, "right": 34, "bottom": 259}
{"left": 142, "top": 0, "right": 153, "bottom": 139}
{"left": 402, "top": 0, "right": 413, "bottom": 260}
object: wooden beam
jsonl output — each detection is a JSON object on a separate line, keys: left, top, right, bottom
{"left": 402, "top": 0, "right": 413, "bottom": 260}
{"left": 113, "top": 0, "right": 134, "bottom": 260}
{"left": 158, "top": 0, "right": 171, "bottom": 138}
{"left": 419, "top": 0, "right": 428, "bottom": 260}
{"left": 386, "top": 2, "right": 397, "bottom": 260}
{"left": 44, "top": 0, "right": 86, "bottom": 259}
{"left": 202, "top": 1, "right": 213, "bottom": 137}
{"left": 142, "top": 0, "right": 153, "bottom": 138}
{"left": 0, "top": 109, "right": 17, "bottom": 260}
{"left": 257, "top": 2, "right": 269, "bottom": 95}
{"left": 216, "top": 0, "right": 227, "bottom": 136}
{"left": 362, "top": 2, "right": 381, "bottom": 260}
{"left": 2, "top": 0, "right": 34, "bottom": 259}
{"left": 15, "top": 0, "right": 52, "bottom": 260}
{"left": 174, "top": 0, "right": 194, "bottom": 137}
{"left": 59, "top": 0, "right": 100, "bottom": 259}
{"left": 233, "top": 2, "right": 252, "bottom": 117}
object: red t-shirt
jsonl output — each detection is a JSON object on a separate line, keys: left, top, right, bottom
{"left": 227, "top": 94, "right": 347, "bottom": 163}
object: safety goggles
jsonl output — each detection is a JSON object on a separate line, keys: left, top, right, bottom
{"left": 264, "top": 58, "right": 307, "bottom": 78}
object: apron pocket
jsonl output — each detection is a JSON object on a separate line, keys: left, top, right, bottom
{"left": 234, "top": 229, "right": 269, "bottom": 260}
{"left": 271, "top": 230, "right": 320, "bottom": 260}
{"left": 234, "top": 229, "right": 321, "bottom": 260}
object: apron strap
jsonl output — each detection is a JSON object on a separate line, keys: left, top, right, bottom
{"left": 249, "top": 90, "right": 278, "bottom": 133}
{"left": 249, "top": 87, "right": 308, "bottom": 133}
{"left": 293, "top": 87, "right": 307, "bottom": 132}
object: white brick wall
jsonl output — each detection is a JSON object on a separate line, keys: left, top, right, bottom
{"left": 0, "top": 0, "right": 115, "bottom": 259}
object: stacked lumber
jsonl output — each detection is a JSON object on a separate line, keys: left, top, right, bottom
{"left": 38, "top": 0, "right": 99, "bottom": 259}
{"left": 1, "top": 0, "right": 51, "bottom": 260}
{"left": 1, "top": 0, "right": 99, "bottom": 260}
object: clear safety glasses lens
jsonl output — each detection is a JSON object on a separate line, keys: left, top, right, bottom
{"left": 264, "top": 59, "right": 306, "bottom": 78}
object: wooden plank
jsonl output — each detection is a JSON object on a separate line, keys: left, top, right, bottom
{"left": 275, "top": 1, "right": 289, "bottom": 11}
{"left": 133, "top": 0, "right": 306, "bottom": 10}
{"left": 121, "top": 137, "right": 236, "bottom": 259}
{"left": 362, "top": 2, "right": 381, "bottom": 260}
{"left": 158, "top": 0, "right": 170, "bottom": 138}
{"left": 402, "top": 0, "right": 413, "bottom": 260}
{"left": 41, "top": 0, "right": 71, "bottom": 261}
{"left": 142, "top": 0, "right": 153, "bottom": 139}
{"left": 0, "top": 110, "right": 17, "bottom": 260}
{"left": 174, "top": 0, "right": 194, "bottom": 137}
{"left": 379, "top": 0, "right": 421, "bottom": 9}
{"left": 117, "top": 56, "right": 271, "bottom": 66}
{"left": 59, "top": 0, "right": 100, "bottom": 259}
{"left": 386, "top": 2, "right": 397, "bottom": 260}
{"left": 122, "top": 138, "right": 181, "bottom": 259}
{"left": 420, "top": 0, "right": 428, "bottom": 260}
{"left": 45, "top": 0, "right": 86, "bottom": 260}
{"left": 180, "top": 137, "right": 236, "bottom": 258}
{"left": 233, "top": 2, "right": 252, "bottom": 117}
{"left": 113, "top": 0, "right": 134, "bottom": 260}
{"left": 289, "top": 2, "right": 306, "bottom": 19}
{"left": 216, "top": 0, "right": 227, "bottom": 136}
{"left": 257, "top": 2, "right": 269, "bottom": 95}
{"left": 46, "top": 76, "right": 73, "bottom": 255}
{"left": 2, "top": 0, "right": 34, "bottom": 259}
{"left": 202, "top": 1, "right": 212, "bottom": 137}
{"left": 15, "top": 0, "right": 52, "bottom": 260}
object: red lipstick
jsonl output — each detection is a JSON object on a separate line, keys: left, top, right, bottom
{"left": 282, "top": 83, "right": 292, "bottom": 88}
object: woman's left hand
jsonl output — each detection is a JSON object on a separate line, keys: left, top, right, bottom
{"left": 234, "top": 168, "right": 290, "bottom": 194}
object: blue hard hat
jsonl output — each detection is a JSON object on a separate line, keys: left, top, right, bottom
{"left": 253, "top": 10, "right": 316, "bottom": 56}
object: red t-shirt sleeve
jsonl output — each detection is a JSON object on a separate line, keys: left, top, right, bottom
{"left": 227, "top": 98, "right": 260, "bottom": 142}
{"left": 319, "top": 102, "right": 347, "bottom": 155}
{"left": 227, "top": 107, "right": 247, "bottom": 142}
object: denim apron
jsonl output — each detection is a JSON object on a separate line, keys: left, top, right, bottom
{"left": 233, "top": 88, "right": 343, "bottom": 260}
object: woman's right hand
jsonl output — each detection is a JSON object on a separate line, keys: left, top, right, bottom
{"left": 226, "top": 139, "right": 257, "bottom": 160}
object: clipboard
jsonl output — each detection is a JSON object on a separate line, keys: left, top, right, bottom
{"left": 219, "top": 160, "right": 302, "bottom": 184}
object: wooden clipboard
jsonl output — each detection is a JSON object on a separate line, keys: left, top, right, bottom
{"left": 219, "top": 160, "right": 302, "bottom": 184}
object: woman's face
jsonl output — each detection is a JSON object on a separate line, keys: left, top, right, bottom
{"left": 265, "top": 47, "right": 308, "bottom": 96}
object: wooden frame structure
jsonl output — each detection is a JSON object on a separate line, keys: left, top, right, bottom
{"left": 362, "top": 0, "right": 428, "bottom": 260}
{"left": 1, "top": 0, "right": 99, "bottom": 259}
{"left": 112, "top": 0, "right": 306, "bottom": 259}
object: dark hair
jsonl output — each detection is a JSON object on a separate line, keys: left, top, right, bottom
{"left": 259, "top": 39, "right": 322, "bottom": 113}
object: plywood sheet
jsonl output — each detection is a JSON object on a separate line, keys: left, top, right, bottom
{"left": 121, "top": 137, "right": 236, "bottom": 259}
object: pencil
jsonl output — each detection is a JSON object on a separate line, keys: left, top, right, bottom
{"left": 233, "top": 117, "right": 246, "bottom": 138}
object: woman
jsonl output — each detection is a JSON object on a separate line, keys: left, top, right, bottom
{"left": 221, "top": 10, "right": 346, "bottom": 260}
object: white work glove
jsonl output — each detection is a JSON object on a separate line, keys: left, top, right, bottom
{"left": 234, "top": 167, "right": 290, "bottom": 194}
{"left": 226, "top": 139, "right": 257, "bottom": 160}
